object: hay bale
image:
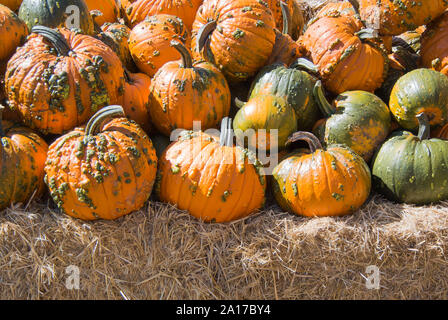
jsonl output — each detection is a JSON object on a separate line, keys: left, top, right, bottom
{"left": 1, "top": 194, "right": 448, "bottom": 299}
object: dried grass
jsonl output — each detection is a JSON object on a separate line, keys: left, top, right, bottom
{"left": 1, "top": 192, "right": 448, "bottom": 300}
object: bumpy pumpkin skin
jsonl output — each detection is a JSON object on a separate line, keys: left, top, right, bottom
{"left": 44, "top": 107, "right": 158, "bottom": 221}
{"left": 0, "top": 0, "right": 22, "bottom": 11}
{"left": 420, "top": 12, "right": 448, "bottom": 76}
{"left": 123, "top": 0, "right": 203, "bottom": 29}
{"left": 85, "top": 0, "right": 119, "bottom": 26}
{"left": 156, "top": 130, "right": 266, "bottom": 223}
{"left": 389, "top": 69, "right": 448, "bottom": 131}
{"left": 300, "top": 15, "right": 388, "bottom": 94}
{"left": 0, "top": 119, "right": 48, "bottom": 210}
{"left": 0, "top": 4, "right": 28, "bottom": 63}
{"left": 5, "top": 27, "right": 125, "bottom": 135}
{"left": 249, "top": 62, "right": 320, "bottom": 131}
{"left": 358, "top": 0, "right": 448, "bottom": 36}
{"left": 99, "top": 22, "right": 135, "bottom": 72}
{"left": 272, "top": 133, "right": 371, "bottom": 217}
{"left": 18, "top": 0, "right": 94, "bottom": 35}
{"left": 129, "top": 14, "right": 190, "bottom": 78}
{"left": 191, "top": 0, "right": 276, "bottom": 83}
{"left": 372, "top": 130, "right": 448, "bottom": 205}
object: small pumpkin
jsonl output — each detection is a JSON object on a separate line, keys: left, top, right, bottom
{"left": 122, "top": 70, "right": 151, "bottom": 133}
{"left": 313, "top": 81, "right": 391, "bottom": 162}
{"left": 18, "top": 0, "right": 95, "bottom": 35}
{"left": 389, "top": 68, "right": 448, "bottom": 131}
{"left": 0, "top": 105, "right": 48, "bottom": 210}
{"left": 156, "top": 118, "right": 266, "bottom": 223}
{"left": 128, "top": 14, "right": 190, "bottom": 78}
{"left": 396, "top": 26, "right": 426, "bottom": 55}
{"left": 372, "top": 113, "right": 448, "bottom": 205}
{"left": 44, "top": 105, "right": 158, "bottom": 220}
{"left": 420, "top": 12, "right": 448, "bottom": 76}
{"left": 85, "top": 0, "right": 119, "bottom": 26}
{"left": 0, "top": 4, "right": 28, "bottom": 64}
{"left": 0, "top": 0, "right": 22, "bottom": 11}
{"left": 5, "top": 26, "right": 125, "bottom": 134}
{"left": 266, "top": 0, "right": 293, "bottom": 32}
{"left": 191, "top": 0, "right": 276, "bottom": 83}
{"left": 272, "top": 131, "right": 371, "bottom": 217}
{"left": 149, "top": 40, "right": 231, "bottom": 136}
{"left": 98, "top": 22, "right": 135, "bottom": 71}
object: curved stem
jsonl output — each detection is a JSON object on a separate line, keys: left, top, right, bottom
{"left": 290, "top": 58, "right": 319, "bottom": 74}
{"left": 90, "top": 10, "right": 104, "bottom": 34}
{"left": 123, "top": 68, "right": 132, "bottom": 83}
{"left": 280, "top": 1, "right": 291, "bottom": 35}
{"left": 84, "top": 105, "right": 125, "bottom": 141}
{"left": 313, "top": 81, "right": 336, "bottom": 117}
{"left": 0, "top": 105, "right": 5, "bottom": 137}
{"left": 171, "top": 40, "right": 193, "bottom": 68}
{"left": 234, "top": 97, "right": 245, "bottom": 109}
{"left": 286, "top": 131, "right": 323, "bottom": 153}
{"left": 196, "top": 20, "right": 217, "bottom": 53}
{"left": 417, "top": 112, "right": 430, "bottom": 141}
{"left": 31, "top": 26, "right": 71, "bottom": 56}
{"left": 219, "top": 117, "right": 233, "bottom": 147}
{"left": 347, "top": 0, "right": 360, "bottom": 15}
{"left": 356, "top": 28, "right": 379, "bottom": 41}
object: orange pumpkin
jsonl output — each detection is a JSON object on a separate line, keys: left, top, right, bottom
{"left": 0, "top": 105, "right": 48, "bottom": 210}
{"left": 0, "top": 4, "right": 28, "bottom": 64}
{"left": 85, "top": 0, "right": 119, "bottom": 26}
{"left": 0, "top": 0, "right": 22, "bottom": 11}
{"left": 98, "top": 22, "right": 135, "bottom": 71}
{"left": 272, "top": 131, "right": 371, "bottom": 217}
{"left": 149, "top": 41, "right": 231, "bottom": 136}
{"left": 5, "top": 26, "right": 125, "bottom": 134}
{"left": 420, "top": 11, "right": 448, "bottom": 76}
{"left": 44, "top": 105, "right": 158, "bottom": 221}
{"left": 156, "top": 119, "right": 266, "bottom": 223}
{"left": 191, "top": 0, "right": 276, "bottom": 83}
{"left": 129, "top": 14, "right": 190, "bottom": 78}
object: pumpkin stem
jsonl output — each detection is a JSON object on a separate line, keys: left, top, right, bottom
{"left": 417, "top": 113, "right": 430, "bottom": 141}
{"left": 0, "top": 105, "right": 5, "bottom": 137}
{"left": 90, "top": 10, "right": 104, "bottom": 34}
{"left": 347, "top": 0, "right": 360, "bottom": 15}
{"left": 313, "top": 81, "right": 336, "bottom": 117}
{"left": 286, "top": 131, "right": 323, "bottom": 153}
{"left": 31, "top": 26, "right": 71, "bottom": 56}
{"left": 356, "top": 28, "right": 379, "bottom": 42}
{"left": 234, "top": 97, "right": 246, "bottom": 109}
{"left": 196, "top": 20, "right": 217, "bottom": 53}
{"left": 280, "top": 1, "right": 291, "bottom": 35}
{"left": 290, "top": 58, "right": 319, "bottom": 74}
{"left": 219, "top": 117, "right": 233, "bottom": 147}
{"left": 171, "top": 40, "right": 193, "bottom": 69}
{"left": 84, "top": 105, "right": 125, "bottom": 141}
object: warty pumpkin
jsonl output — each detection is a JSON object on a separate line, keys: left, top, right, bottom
{"left": 420, "top": 12, "right": 448, "bottom": 76}
{"left": 389, "top": 68, "right": 448, "bottom": 131}
{"left": 191, "top": 0, "right": 276, "bottom": 83}
{"left": 5, "top": 26, "right": 125, "bottom": 134}
{"left": 85, "top": 0, "right": 119, "bottom": 26}
{"left": 128, "top": 14, "right": 190, "bottom": 78}
{"left": 44, "top": 105, "right": 158, "bottom": 220}
{"left": 156, "top": 118, "right": 266, "bottom": 223}
{"left": 372, "top": 113, "right": 448, "bottom": 205}
{"left": 149, "top": 40, "right": 231, "bottom": 136}
{"left": 0, "top": 105, "right": 48, "bottom": 210}
{"left": 272, "top": 131, "right": 371, "bottom": 217}
{"left": 0, "top": 4, "right": 28, "bottom": 64}
{"left": 313, "top": 81, "right": 391, "bottom": 162}
{"left": 0, "top": 0, "right": 22, "bottom": 11}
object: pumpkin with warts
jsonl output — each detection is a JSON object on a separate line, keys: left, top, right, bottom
{"left": 18, "top": 0, "right": 94, "bottom": 35}
{"left": 313, "top": 81, "right": 391, "bottom": 162}
{"left": 149, "top": 40, "right": 231, "bottom": 136}
{"left": 129, "top": 14, "right": 190, "bottom": 78}
{"left": 5, "top": 26, "right": 125, "bottom": 135}
{"left": 44, "top": 105, "right": 158, "bottom": 220}
{"left": 0, "top": 0, "right": 21, "bottom": 11}
{"left": 266, "top": 0, "right": 293, "bottom": 33}
{"left": 272, "top": 131, "right": 371, "bottom": 217}
{"left": 85, "top": 0, "right": 119, "bottom": 26}
{"left": 191, "top": 0, "right": 276, "bottom": 83}
{"left": 156, "top": 118, "right": 266, "bottom": 223}
{"left": 300, "top": 14, "right": 388, "bottom": 94}
{"left": 420, "top": 12, "right": 448, "bottom": 76}
{"left": 0, "top": 105, "right": 48, "bottom": 210}
{"left": 397, "top": 25, "right": 426, "bottom": 55}
{"left": 372, "top": 113, "right": 448, "bottom": 205}
{"left": 389, "top": 68, "right": 448, "bottom": 131}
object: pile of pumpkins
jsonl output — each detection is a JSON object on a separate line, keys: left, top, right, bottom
{"left": 2, "top": 0, "right": 448, "bottom": 223}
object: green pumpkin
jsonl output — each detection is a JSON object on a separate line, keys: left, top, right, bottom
{"left": 19, "top": 0, "right": 94, "bottom": 35}
{"left": 313, "top": 81, "right": 391, "bottom": 162}
{"left": 372, "top": 113, "right": 448, "bottom": 205}
{"left": 248, "top": 58, "right": 321, "bottom": 131}
{"left": 389, "top": 68, "right": 448, "bottom": 131}
{"left": 233, "top": 94, "right": 298, "bottom": 152}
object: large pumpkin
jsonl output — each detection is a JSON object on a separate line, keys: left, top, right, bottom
{"left": 372, "top": 113, "right": 448, "bottom": 205}
{"left": 313, "top": 81, "right": 391, "bottom": 162}
{"left": 248, "top": 58, "right": 320, "bottom": 131}
{"left": 18, "top": 0, "right": 94, "bottom": 35}
{"left": 149, "top": 41, "right": 231, "bottom": 136}
{"left": 420, "top": 12, "right": 448, "bottom": 76}
{"left": 128, "top": 14, "right": 190, "bottom": 78}
{"left": 0, "top": 105, "right": 48, "bottom": 210}
{"left": 44, "top": 105, "right": 158, "bottom": 220}
{"left": 191, "top": 0, "right": 276, "bottom": 83}
{"left": 85, "top": 0, "right": 119, "bottom": 26}
{"left": 5, "top": 26, "right": 125, "bottom": 134}
{"left": 123, "top": 0, "right": 203, "bottom": 29}
{"left": 389, "top": 68, "right": 448, "bottom": 131}
{"left": 156, "top": 118, "right": 266, "bottom": 223}
{"left": 300, "top": 14, "right": 388, "bottom": 94}
{"left": 272, "top": 131, "right": 371, "bottom": 217}
{"left": 0, "top": 0, "right": 22, "bottom": 11}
